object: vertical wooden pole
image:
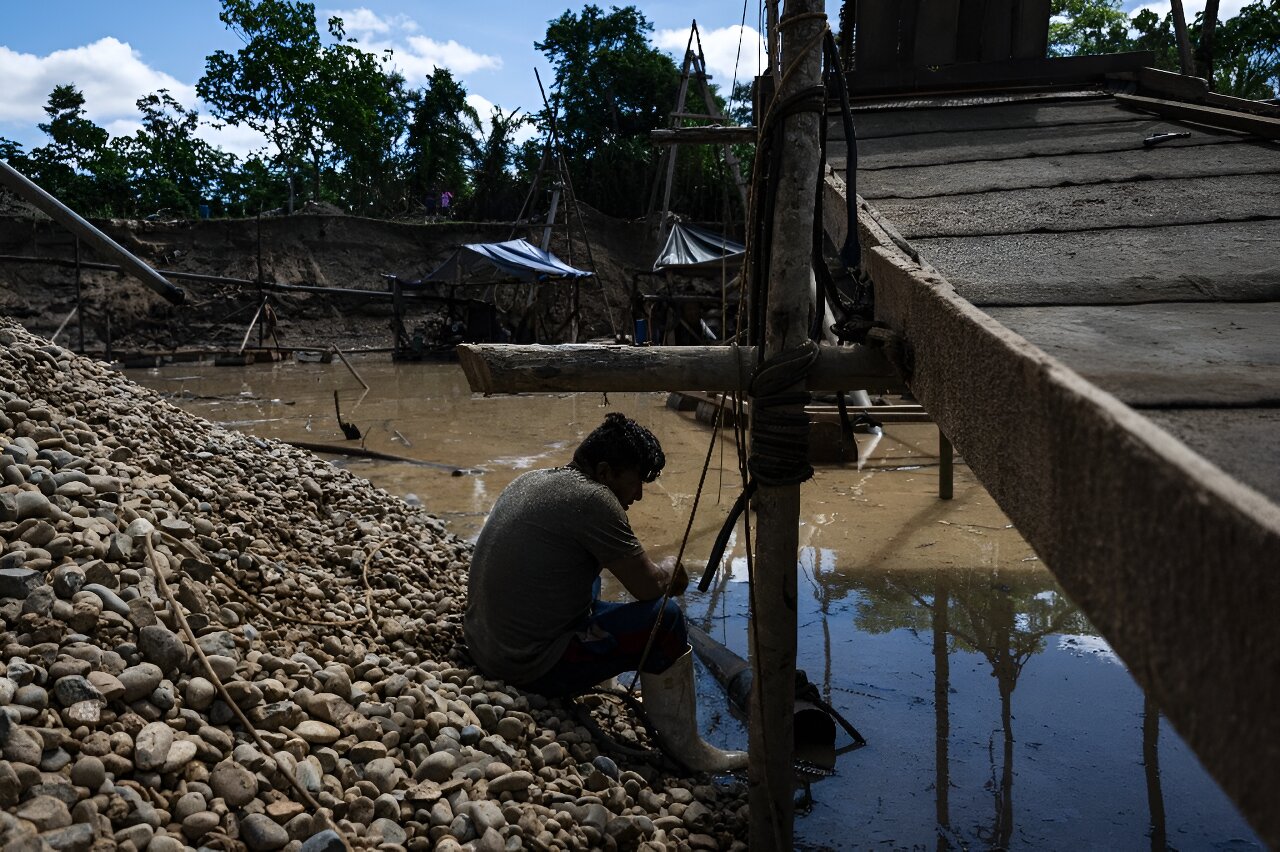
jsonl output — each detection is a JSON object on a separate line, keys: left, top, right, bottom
{"left": 1169, "top": 0, "right": 1195, "bottom": 76}
{"left": 939, "top": 429, "right": 954, "bottom": 500}
{"left": 74, "top": 238, "right": 85, "bottom": 353}
{"left": 749, "top": 2, "right": 824, "bottom": 849}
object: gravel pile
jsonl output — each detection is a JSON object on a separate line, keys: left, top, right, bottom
{"left": 0, "top": 318, "right": 748, "bottom": 851}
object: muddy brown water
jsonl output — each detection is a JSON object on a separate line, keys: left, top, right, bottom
{"left": 132, "top": 357, "right": 1261, "bottom": 850}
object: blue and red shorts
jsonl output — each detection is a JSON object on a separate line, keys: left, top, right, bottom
{"left": 523, "top": 595, "right": 689, "bottom": 698}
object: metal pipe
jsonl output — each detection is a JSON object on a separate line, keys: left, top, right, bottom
{"left": 0, "top": 159, "right": 185, "bottom": 305}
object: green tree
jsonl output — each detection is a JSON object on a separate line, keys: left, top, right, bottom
{"left": 1048, "top": 0, "right": 1133, "bottom": 56}
{"left": 536, "top": 5, "right": 680, "bottom": 217}
{"left": 1212, "top": 0, "right": 1280, "bottom": 99}
{"left": 119, "top": 90, "right": 237, "bottom": 217}
{"left": 199, "top": 0, "right": 328, "bottom": 209}
{"left": 1054, "top": 0, "right": 1279, "bottom": 99}
{"left": 470, "top": 107, "right": 529, "bottom": 221}
{"left": 404, "top": 67, "right": 480, "bottom": 212}
{"left": 318, "top": 16, "right": 410, "bottom": 215}
{"left": 25, "top": 84, "right": 125, "bottom": 215}
{"left": 0, "top": 138, "right": 25, "bottom": 163}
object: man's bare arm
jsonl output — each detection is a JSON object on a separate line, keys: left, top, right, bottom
{"left": 601, "top": 552, "right": 688, "bottom": 600}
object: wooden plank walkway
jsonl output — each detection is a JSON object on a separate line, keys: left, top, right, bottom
{"left": 825, "top": 88, "right": 1280, "bottom": 846}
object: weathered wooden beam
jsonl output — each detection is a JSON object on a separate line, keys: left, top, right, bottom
{"left": 823, "top": 168, "right": 1280, "bottom": 849}
{"left": 650, "top": 126, "right": 759, "bottom": 145}
{"left": 455, "top": 344, "right": 903, "bottom": 395}
{"left": 845, "top": 51, "right": 1154, "bottom": 97}
{"left": 1115, "top": 92, "right": 1280, "bottom": 139}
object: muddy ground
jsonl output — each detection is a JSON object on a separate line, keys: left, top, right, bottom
{"left": 0, "top": 191, "right": 698, "bottom": 354}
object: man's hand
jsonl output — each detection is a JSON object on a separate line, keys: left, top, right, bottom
{"left": 660, "top": 556, "right": 689, "bottom": 596}
{"left": 605, "top": 552, "right": 688, "bottom": 600}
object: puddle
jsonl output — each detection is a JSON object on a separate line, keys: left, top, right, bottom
{"left": 132, "top": 358, "right": 1261, "bottom": 850}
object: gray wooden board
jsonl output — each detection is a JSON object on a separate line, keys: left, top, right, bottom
{"left": 984, "top": 303, "right": 1280, "bottom": 407}
{"left": 855, "top": 118, "right": 1244, "bottom": 169}
{"left": 849, "top": 141, "right": 1280, "bottom": 199}
{"left": 914, "top": 220, "right": 1280, "bottom": 304}
{"left": 871, "top": 174, "right": 1280, "bottom": 239}
{"left": 835, "top": 98, "right": 1132, "bottom": 139}
{"left": 1140, "top": 408, "right": 1280, "bottom": 506}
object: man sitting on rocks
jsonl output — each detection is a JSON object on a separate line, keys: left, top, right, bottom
{"left": 464, "top": 412, "right": 746, "bottom": 772}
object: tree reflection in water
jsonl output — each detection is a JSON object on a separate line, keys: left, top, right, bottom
{"left": 696, "top": 547, "right": 1184, "bottom": 849}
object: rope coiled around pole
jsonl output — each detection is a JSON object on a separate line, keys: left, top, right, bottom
{"left": 748, "top": 339, "right": 820, "bottom": 486}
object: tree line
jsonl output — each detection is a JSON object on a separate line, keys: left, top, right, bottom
{"left": 1, "top": 0, "right": 1276, "bottom": 224}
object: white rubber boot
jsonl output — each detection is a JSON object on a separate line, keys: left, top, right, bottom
{"left": 640, "top": 649, "right": 748, "bottom": 772}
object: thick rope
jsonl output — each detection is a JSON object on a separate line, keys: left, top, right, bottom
{"left": 748, "top": 339, "right": 820, "bottom": 486}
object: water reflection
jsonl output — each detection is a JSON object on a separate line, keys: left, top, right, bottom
{"left": 685, "top": 557, "right": 1257, "bottom": 850}
{"left": 133, "top": 359, "right": 1259, "bottom": 850}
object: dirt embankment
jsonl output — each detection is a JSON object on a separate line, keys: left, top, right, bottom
{"left": 0, "top": 201, "right": 662, "bottom": 354}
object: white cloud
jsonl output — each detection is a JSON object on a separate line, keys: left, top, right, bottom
{"left": 329, "top": 24, "right": 502, "bottom": 84}
{"left": 195, "top": 121, "right": 270, "bottom": 160}
{"left": 1124, "top": 0, "right": 1251, "bottom": 19}
{"left": 0, "top": 38, "right": 194, "bottom": 126}
{"left": 466, "top": 93, "right": 538, "bottom": 148}
{"left": 319, "top": 7, "right": 418, "bottom": 38}
{"left": 398, "top": 35, "right": 502, "bottom": 79}
{"left": 653, "top": 24, "right": 766, "bottom": 92}
{"left": 0, "top": 37, "right": 271, "bottom": 160}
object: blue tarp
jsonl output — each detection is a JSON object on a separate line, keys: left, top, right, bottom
{"left": 426, "top": 238, "right": 593, "bottom": 284}
{"left": 653, "top": 222, "right": 745, "bottom": 273}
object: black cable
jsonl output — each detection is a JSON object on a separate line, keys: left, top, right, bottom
{"left": 698, "top": 479, "right": 759, "bottom": 593}
{"left": 823, "top": 30, "right": 861, "bottom": 272}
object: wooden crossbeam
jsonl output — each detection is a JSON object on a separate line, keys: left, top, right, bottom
{"left": 456, "top": 343, "right": 904, "bottom": 395}
{"left": 1115, "top": 92, "right": 1280, "bottom": 139}
{"left": 650, "top": 126, "right": 758, "bottom": 145}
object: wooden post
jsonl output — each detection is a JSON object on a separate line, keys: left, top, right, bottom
{"left": 1169, "top": 0, "right": 1195, "bottom": 76}
{"left": 74, "top": 238, "right": 85, "bottom": 353}
{"left": 939, "top": 429, "right": 954, "bottom": 500}
{"left": 455, "top": 343, "right": 901, "bottom": 395}
{"left": 750, "top": 2, "right": 825, "bottom": 848}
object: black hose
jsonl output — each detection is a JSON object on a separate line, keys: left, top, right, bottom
{"left": 698, "top": 479, "right": 759, "bottom": 592}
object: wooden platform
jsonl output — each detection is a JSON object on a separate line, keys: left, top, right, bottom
{"left": 826, "top": 86, "right": 1280, "bottom": 844}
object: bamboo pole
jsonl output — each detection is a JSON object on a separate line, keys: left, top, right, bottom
{"left": 749, "top": 2, "right": 825, "bottom": 848}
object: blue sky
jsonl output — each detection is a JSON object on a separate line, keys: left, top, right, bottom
{"left": 0, "top": 1, "right": 1244, "bottom": 158}
{"left": 0, "top": 1, "right": 770, "bottom": 157}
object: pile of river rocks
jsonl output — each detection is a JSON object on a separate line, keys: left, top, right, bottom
{"left": 0, "top": 318, "right": 748, "bottom": 851}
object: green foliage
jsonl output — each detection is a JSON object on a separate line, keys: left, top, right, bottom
{"left": 1053, "top": 0, "right": 1280, "bottom": 98}
{"left": 536, "top": 5, "right": 680, "bottom": 217}
{"left": 405, "top": 67, "right": 481, "bottom": 209}
{"left": 0, "top": 138, "right": 26, "bottom": 162}
{"left": 1213, "top": 1, "right": 1280, "bottom": 99}
{"left": 117, "top": 90, "right": 238, "bottom": 217}
{"left": 1048, "top": 0, "right": 1133, "bottom": 56}
{"left": 470, "top": 107, "right": 530, "bottom": 221}
{"left": 198, "top": 0, "right": 331, "bottom": 205}
{"left": 23, "top": 85, "right": 120, "bottom": 215}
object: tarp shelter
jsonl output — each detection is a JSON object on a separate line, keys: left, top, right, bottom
{"left": 426, "top": 238, "right": 594, "bottom": 284}
{"left": 653, "top": 222, "right": 745, "bottom": 274}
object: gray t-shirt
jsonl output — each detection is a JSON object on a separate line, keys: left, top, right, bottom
{"left": 463, "top": 467, "right": 643, "bottom": 683}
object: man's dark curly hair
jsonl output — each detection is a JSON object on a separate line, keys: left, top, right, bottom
{"left": 572, "top": 413, "right": 665, "bottom": 483}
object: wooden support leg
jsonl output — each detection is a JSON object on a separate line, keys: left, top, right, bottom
{"left": 939, "top": 429, "right": 954, "bottom": 500}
